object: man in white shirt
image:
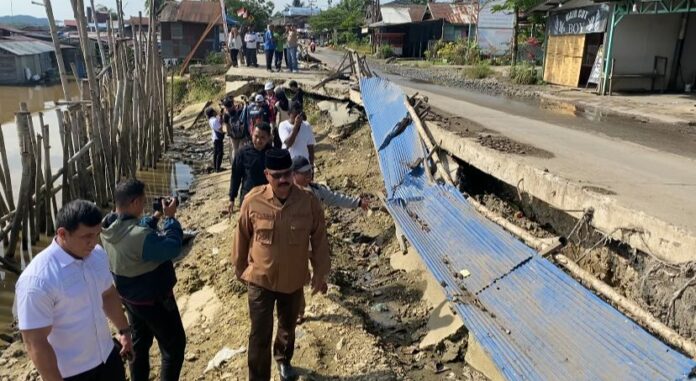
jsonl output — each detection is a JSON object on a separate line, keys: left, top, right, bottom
{"left": 278, "top": 102, "right": 316, "bottom": 164}
{"left": 244, "top": 28, "right": 258, "bottom": 67}
{"left": 15, "top": 199, "right": 133, "bottom": 381}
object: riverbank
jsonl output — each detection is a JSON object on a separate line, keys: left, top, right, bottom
{"left": 371, "top": 59, "right": 696, "bottom": 127}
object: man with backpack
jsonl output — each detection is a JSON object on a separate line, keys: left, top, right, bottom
{"left": 222, "top": 97, "right": 247, "bottom": 167}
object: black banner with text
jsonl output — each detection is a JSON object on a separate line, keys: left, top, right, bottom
{"left": 549, "top": 4, "right": 610, "bottom": 36}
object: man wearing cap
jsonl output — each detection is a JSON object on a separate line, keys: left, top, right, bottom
{"left": 264, "top": 82, "right": 281, "bottom": 148}
{"left": 291, "top": 155, "right": 369, "bottom": 323}
{"left": 233, "top": 148, "right": 330, "bottom": 381}
{"left": 243, "top": 94, "right": 271, "bottom": 138}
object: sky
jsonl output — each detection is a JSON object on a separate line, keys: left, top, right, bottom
{"left": 0, "top": 0, "right": 331, "bottom": 20}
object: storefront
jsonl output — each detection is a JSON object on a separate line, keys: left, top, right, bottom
{"left": 542, "top": 3, "right": 610, "bottom": 87}
{"left": 536, "top": 0, "right": 696, "bottom": 94}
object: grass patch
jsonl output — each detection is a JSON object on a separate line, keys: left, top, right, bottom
{"left": 346, "top": 41, "right": 372, "bottom": 56}
{"left": 509, "top": 63, "right": 538, "bottom": 85}
{"left": 463, "top": 62, "right": 494, "bottom": 79}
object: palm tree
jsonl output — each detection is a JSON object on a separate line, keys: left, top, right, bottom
{"left": 145, "top": 0, "right": 165, "bottom": 14}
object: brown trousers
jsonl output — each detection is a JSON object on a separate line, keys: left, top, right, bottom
{"left": 247, "top": 283, "right": 303, "bottom": 381}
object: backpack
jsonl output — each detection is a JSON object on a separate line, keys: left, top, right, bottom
{"left": 226, "top": 109, "right": 246, "bottom": 139}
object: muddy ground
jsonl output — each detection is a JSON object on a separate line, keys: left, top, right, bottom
{"left": 0, "top": 95, "right": 487, "bottom": 381}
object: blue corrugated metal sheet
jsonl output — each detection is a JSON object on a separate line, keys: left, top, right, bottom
{"left": 360, "top": 76, "right": 696, "bottom": 380}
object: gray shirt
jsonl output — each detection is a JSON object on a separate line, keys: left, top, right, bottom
{"left": 308, "top": 183, "right": 360, "bottom": 209}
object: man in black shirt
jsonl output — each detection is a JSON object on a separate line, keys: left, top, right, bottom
{"left": 229, "top": 122, "right": 273, "bottom": 213}
{"left": 288, "top": 80, "right": 304, "bottom": 109}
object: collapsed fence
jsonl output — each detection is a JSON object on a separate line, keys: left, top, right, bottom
{"left": 0, "top": 0, "right": 172, "bottom": 272}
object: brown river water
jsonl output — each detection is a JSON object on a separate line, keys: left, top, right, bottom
{"left": 0, "top": 84, "right": 194, "bottom": 340}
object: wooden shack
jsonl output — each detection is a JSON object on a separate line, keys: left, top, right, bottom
{"left": 159, "top": 1, "right": 223, "bottom": 64}
{"left": 0, "top": 38, "right": 55, "bottom": 85}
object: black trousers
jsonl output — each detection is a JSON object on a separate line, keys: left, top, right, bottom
{"left": 247, "top": 284, "right": 303, "bottom": 381}
{"left": 265, "top": 50, "right": 274, "bottom": 71}
{"left": 64, "top": 345, "right": 126, "bottom": 381}
{"left": 125, "top": 295, "right": 187, "bottom": 381}
{"left": 283, "top": 48, "right": 290, "bottom": 70}
{"left": 213, "top": 138, "right": 224, "bottom": 171}
{"left": 245, "top": 47, "right": 257, "bottom": 67}
{"left": 230, "top": 49, "right": 239, "bottom": 67}
{"left": 274, "top": 51, "right": 283, "bottom": 70}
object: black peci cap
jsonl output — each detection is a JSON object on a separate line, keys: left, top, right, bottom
{"left": 265, "top": 149, "right": 293, "bottom": 171}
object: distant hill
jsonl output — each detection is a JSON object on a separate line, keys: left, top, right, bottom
{"left": 0, "top": 15, "right": 49, "bottom": 27}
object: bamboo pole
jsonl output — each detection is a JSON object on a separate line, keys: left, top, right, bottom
{"left": 0, "top": 125, "right": 12, "bottom": 210}
{"left": 0, "top": 126, "right": 15, "bottom": 211}
{"left": 71, "top": 0, "right": 115, "bottom": 201}
{"left": 41, "top": 114, "right": 58, "bottom": 223}
{"left": 7, "top": 104, "right": 33, "bottom": 258}
{"left": 43, "top": 0, "right": 72, "bottom": 102}
{"left": 34, "top": 133, "right": 46, "bottom": 237}
{"left": 403, "top": 97, "right": 454, "bottom": 185}
{"left": 89, "top": 0, "right": 108, "bottom": 68}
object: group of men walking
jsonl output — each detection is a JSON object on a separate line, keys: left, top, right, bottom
{"left": 14, "top": 79, "right": 370, "bottom": 381}
{"left": 227, "top": 24, "right": 300, "bottom": 73}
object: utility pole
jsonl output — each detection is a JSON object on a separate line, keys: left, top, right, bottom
{"left": 38, "top": 0, "right": 72, "bottom": 101}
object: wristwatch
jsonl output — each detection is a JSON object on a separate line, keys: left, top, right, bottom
{"left": 118, "top": 326, "right": 132, "bottom": 336}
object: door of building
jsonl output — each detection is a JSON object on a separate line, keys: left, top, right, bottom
{"left": 543, "top": 34, "right": 586, "bottom": 87}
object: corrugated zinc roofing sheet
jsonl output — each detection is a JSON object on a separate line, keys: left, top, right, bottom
{"left": 426, "top": 3, "right": 474, "bottom": 24}
{"left": 360, "top": 76, "right": 696, "bottom": 380}
{"left": 159, "top": 1, "right": 222, "bottom": 25}
{"left": 0, "top": 40, "right": 54, "bottom": 56}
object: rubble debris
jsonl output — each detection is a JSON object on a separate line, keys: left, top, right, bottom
{"left": 204, "top": 346, "right": 246, "bottom": 373}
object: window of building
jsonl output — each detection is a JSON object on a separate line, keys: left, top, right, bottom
{"left": 171, "top": 23, "right": 183, "bottom": 40}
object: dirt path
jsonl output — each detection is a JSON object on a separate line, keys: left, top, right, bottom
{"left": 167, "top": 100, "right": 487, "bottom": 380}
{"left": 0, "top": 96, "right": 487, "bottom": 381}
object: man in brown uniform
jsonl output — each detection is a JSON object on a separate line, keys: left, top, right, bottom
{"left": 233, "top": 148, "right": 330, "bottom": 381}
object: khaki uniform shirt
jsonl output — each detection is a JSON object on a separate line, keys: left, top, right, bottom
{"left": 233, "top": 184, "right": 331, "bottom": 293}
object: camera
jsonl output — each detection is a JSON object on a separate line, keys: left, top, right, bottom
{"left": 153, "top": 196, "right": 180, "bottom": 212}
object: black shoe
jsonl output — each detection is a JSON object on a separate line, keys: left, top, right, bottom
{"left": 279, "top": 362, "right": 298, "bottom": 381}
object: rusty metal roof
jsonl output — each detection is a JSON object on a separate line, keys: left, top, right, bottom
{"left": 129, "top": 16, "right": 150, "bottom": 26}
{"left": 159, "top": 1, "right": 222, "bottom": 25}
{"left": 426, "top": 3, "right": 474, "bottom": 24}
{"left": 379, "top": 3, "right": 427, "bottom": 24}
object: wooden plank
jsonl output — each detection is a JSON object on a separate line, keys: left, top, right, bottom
{"left": 543, "top": 34, "right": 585, "bottom": 87}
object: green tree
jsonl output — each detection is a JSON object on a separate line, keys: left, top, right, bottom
{"left": 144, "top": 0, "right": 165, "bottom": 14}
{"left": 309, "top": 0, "right": 365, "bottom": 35}
{"left": 225, "top": 0, "right": 274, "bottom": 29}
{"left": 291, "top": 0, "right": 306, "bottom": 7}
{"left": 490, "top": 0, "right": 540, "bottom": 64}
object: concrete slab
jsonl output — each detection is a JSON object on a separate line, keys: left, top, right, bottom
{"left": 225, "top": 54, "right": 325, "bottom": 83}
{"left": 224, "top": 80, "right": 254, "bottom": 98}
{"left": 317, "top": 100, "right": 360, "bottom": 129}
{"left": 427, "top": 120, "right": 696, "bottom": 264}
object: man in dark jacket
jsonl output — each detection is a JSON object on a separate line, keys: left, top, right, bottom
{"left": 229, "top": 122, "right": 273, "bottom": 213}
{"left": 242, "top": 94, "right": 271, "bottom": 138}
{"left": 101, "top": 179, "right": 185, "bottom": 381}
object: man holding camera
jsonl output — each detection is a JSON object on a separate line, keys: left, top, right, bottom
{"left": 101, "top": 179, "right": 186, "bottom": 381}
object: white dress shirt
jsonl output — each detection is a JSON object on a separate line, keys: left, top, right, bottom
{"left": 278, "top": 120, "right": 316, "bottom": 161}
{"left": 15, "top": 240, "right": 115, "bottom": 378}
